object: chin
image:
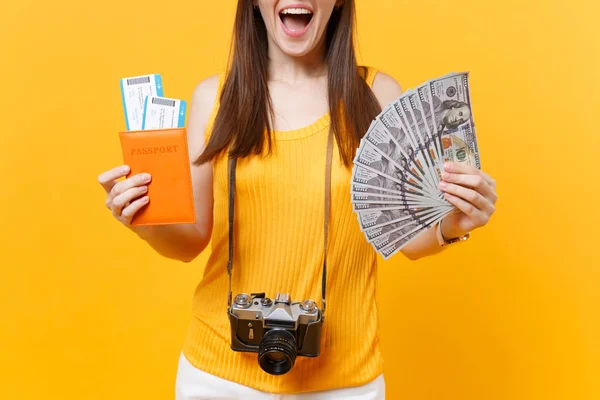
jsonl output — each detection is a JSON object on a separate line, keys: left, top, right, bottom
{"left": 274, "top": 39, "right": 319, "bottom": 58}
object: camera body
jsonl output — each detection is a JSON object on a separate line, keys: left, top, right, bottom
{"left": 228, "top": 292, "right": 323, "bottom": 374}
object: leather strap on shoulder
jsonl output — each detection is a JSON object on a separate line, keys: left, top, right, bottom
{"left": 321, "top": 129, "right": 333, "bottom": 316}
{"left": 226, "top": 130, "right": 334, "bottom": 317}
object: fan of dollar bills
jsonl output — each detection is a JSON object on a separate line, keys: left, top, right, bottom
{"left": 351, "top": 72, "right": 481, "bottom": 260}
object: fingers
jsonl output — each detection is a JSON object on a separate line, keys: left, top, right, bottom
{"left": 112, "top": 185, "right": 149, "bottom": 218}
{"left": 120, "top": 195, "right": 150, "bottom": 222}
{"left": 99, "top": 166, "right": 151, "bottom": 218}
{"left": 443, "top": 192, "right": 487, "bottom": 225}
{"left": 99, "top": 164, "right": 153, "bottom": 226}
{"left": 444, "top": 161, "right": 479, "bottom": 176}
{"left": 478, "top": 169, "right": 497, "bottom": 189}
{"left": 441, "top": 171, "right": 494, "bottom": 200}
{"left": 441, "top": 162, "right": 498, "bottom": 230}
{"left": 439, "top": 180, "right": 495, "bottom": 215}
{"left": 98, "top": 165, "right": 130, "bottom": 194}
{"left": 445, "top": 161, "right": 496, "bottom": 188}
{"left": 108, "top": 172, "right": 151, "bottom": 208}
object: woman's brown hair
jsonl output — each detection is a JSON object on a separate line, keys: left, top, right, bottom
{"left": 194, "top": 0, "right": 381, "bottom": 166}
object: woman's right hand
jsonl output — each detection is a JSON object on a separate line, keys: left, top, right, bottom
{"left": 97, "top": 165, "right": 151, "bottom": 227}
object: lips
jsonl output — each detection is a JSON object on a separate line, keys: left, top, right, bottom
{"left": 278, "top": 5, "right": 314, "bottom": 37}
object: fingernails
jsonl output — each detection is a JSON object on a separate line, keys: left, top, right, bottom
{"left": 442, "top": 172, "right": 450, "bottom": 180}
{"left": 444, "top": 163, "right": 451, "bottom": 171}
{"left": 141, "top": 185, "right": 148, "bottom": 192}
{"left": 141, "top": 196, "right": 149, "bottom": 203}
{"left": 122, "top": 165, "right": 130, "bottom": 174}
{"left": 439, "top": 181, "right": 447, "bottom": 189}
{"left": 142, "top": 173, "right": 151, "bottom": 182}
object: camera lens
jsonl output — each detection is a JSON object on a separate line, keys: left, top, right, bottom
{"left": 258, "top": 329, "right": 297, "bottom": 375}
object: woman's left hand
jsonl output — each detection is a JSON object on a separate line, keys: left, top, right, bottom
{"left": 437, "top": 161, "right": 498, "bottom": 239}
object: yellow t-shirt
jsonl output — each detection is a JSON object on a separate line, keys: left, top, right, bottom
{"left": 182, "top": 66, "right": 385, "bottom": 394}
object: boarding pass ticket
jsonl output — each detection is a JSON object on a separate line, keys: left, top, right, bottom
{"left": 120, "top": 74, "right": 164, "bottom": 131}
{"left": 142, "top": 96, "right": 187, "bottom": 130}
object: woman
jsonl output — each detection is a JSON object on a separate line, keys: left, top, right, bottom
{"left": 98, "top": 0, "right": 498, "bottom": 398}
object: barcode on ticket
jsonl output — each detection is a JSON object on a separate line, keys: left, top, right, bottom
{"left": 142, "top": 96, "right": 187, "bottom": 130}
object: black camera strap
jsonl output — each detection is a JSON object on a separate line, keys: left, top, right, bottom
{"left": 227, "top": 130, "right": 334, "bottom": 317}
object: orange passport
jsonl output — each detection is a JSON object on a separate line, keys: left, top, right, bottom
{"left": 118, "top": 128, "right": 196, "bottom": 225}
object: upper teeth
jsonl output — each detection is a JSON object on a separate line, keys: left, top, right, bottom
{"left": 280, "top": 8, "right": 312, "bottom": 15}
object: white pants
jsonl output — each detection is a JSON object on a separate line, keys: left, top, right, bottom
{"left": 175, "top": 352, "right": 386, "bottom": 400}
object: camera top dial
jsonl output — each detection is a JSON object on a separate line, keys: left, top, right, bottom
{"left": 234, "top": 293, "right": 252, "bottom": 308}
{"left": 261, "top": 297, "right": 273, "bottom": 307}
{"left": 300, "top": 299, "right": 317, "bottom": 313}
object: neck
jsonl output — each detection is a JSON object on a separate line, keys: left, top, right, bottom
{"left": 266, "top": 37, "right": 328, "bottom": 84}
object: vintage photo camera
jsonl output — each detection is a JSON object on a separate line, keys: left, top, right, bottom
{"left": 228, "top": 292, "right": 323, "bottom": 375}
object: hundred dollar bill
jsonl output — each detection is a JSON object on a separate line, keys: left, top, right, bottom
{"left": 416, "top": 83, "right": 443, "bottom": 168}
{"left": 377, "top": 105, "right": 438, "bottom": 190}
{"left": 356, "top": 207, "right": 451, "bottom": 231}
{"left": 407, "top": 90, "right": 444, "bottom": 175}
{"left": 350, "top": 183, "right": 446, "bottom": 205}
{"left": 378, "top": 214, "right": 447, "bottom": 260}
{"left": 351, "top": 182, "right": 422, "bottom": 198}
{"left": 391, "top": 100, "right": 443, "bottom": 201}
{"left": 371, "top": 209, "right": 447, "bottom": 260}
{"left": 428, "top": 72, "right": 481, "bottom": 169}
{"left": 351, "top": 165, "right": 434, "bottom": 201}
{"left": 362, "top": 118, "right": 434, "bottom": 192}
{"left": 351, "top": 191, "right": 442, "bottom": 205}
{"left": 378, "top": 227, "right": 425, "bottom": 260}
{"left": 348, "top": 71, "right": 483, "bottom": 261}
{"left": 371, "top": 209, "right": 450, "bottom": 252}
{"left": 397, "top": 96, "right": 441, "bottom": 184}
{"left": 351, "top": 183, "right": 449, "bottom": 206}
{"left": 378, "top": 228, "right": 426, "bottom": 260}
{"left": 351, "top": 191, "right": 452, "bottom": 206}
{"left": 353, "top": 201, "right": 447, "bottom": 212}
{"left": 354, "top": 141, "right": 437, "bottom": 198}
{"left": 363, "top": 208, "right": 448, "bottom": 242}
{"left": 353, "top": 198, "right": 445, "bottom": 211}
{"left": 356, "top": 207, "right": 441, "bottom": 230}
{"left": 351, "top": 184, "right": 414, "bottom": 199}
{"left": 353, "top": 199, "right": 447, "bottom": 209}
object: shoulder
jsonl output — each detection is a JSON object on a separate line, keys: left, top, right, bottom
{"left": 190, "top": 74, "right": 221, "bottom": 116}
{"left": 370, "top": 70, "right": 403, "bottom": 109}
{"left": 187, "top": 74, "right": 223, "bottom": 146}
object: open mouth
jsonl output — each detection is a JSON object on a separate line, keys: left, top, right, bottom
{"left": 279, "top": 7, "right": 314, "bottom": 35}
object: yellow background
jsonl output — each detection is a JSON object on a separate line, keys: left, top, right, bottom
{"left": 1, "top": 0, "right": 598, "bottom": 398}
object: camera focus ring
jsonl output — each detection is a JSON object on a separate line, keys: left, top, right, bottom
{"left": 258, "top": 329, "right": 297, "bottom": 375}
